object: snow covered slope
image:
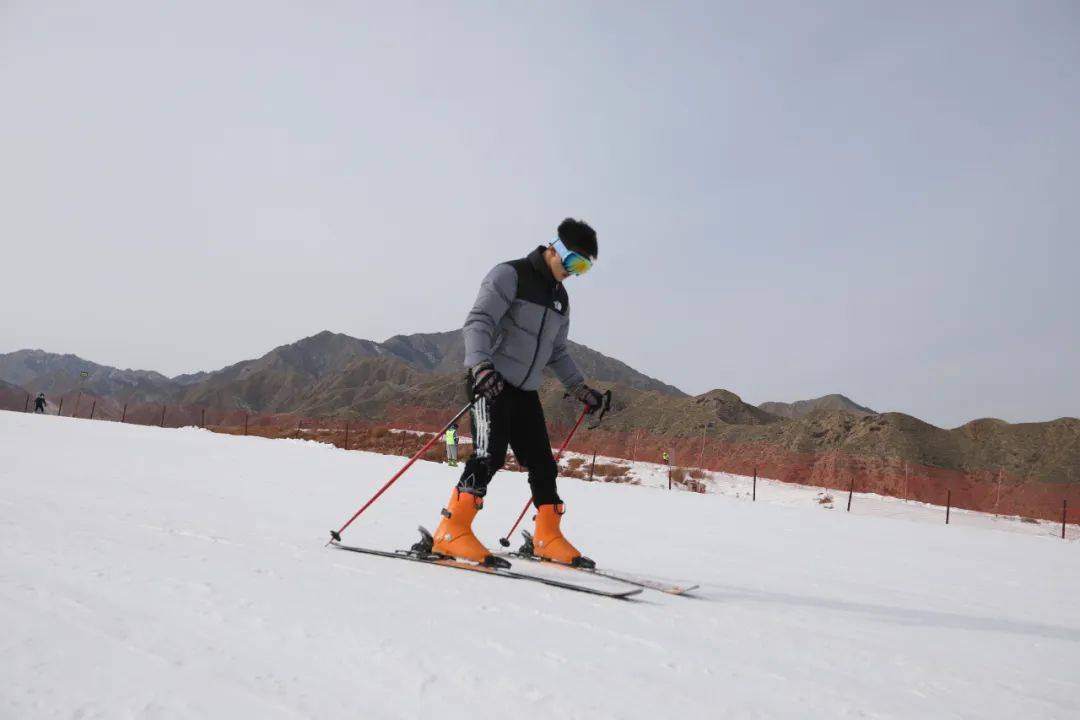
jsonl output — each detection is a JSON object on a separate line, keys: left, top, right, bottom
{"left": 567, "top": 453, "right": 1079, "bottom": 541}
{"left": 2, "top": 411, "right": 1078, "bottom": 719}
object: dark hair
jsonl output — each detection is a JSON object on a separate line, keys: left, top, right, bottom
{"left": 557, "top": 218, "right": 598, "bottom": 259}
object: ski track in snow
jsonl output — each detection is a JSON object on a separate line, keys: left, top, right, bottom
{"left": 1, "top": 411, "right": 1078, "bottom": 719}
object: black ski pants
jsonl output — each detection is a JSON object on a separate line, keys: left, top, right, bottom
{"left": 456, "top": 383, "right": 561, "bottom": 507}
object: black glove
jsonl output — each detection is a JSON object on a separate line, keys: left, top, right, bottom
{"left": 470, "top": 361, "right": 505, "bottom": 403}
{"left": 572, "top": 383, "right": 605, "bottom": 414}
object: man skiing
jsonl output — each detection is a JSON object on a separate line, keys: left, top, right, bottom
{"left": 445, "top": 422, "right": 459, "bottom": 467}
{"left": 428, "top": 218, "right": 606, "bottom": 568}
{"left": 33, "top": 393, "right": 47, "bottom": 413}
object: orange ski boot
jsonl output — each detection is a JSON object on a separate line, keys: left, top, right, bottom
{"left": 531, "top": 503, "right": 595, "bottom": 568}
{"left": 428, "top": 490, "right": 507, "bottom": 568}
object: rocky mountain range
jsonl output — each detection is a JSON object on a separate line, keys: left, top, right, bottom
{"left": 2, "top": 331, "right": 1077, "bottom": 522}
{"left": 0, "top": 330, "right": 685, "bottom": 412}
{"left": 0, "top": 349, "right": 177, "bottom": 402}
{"left": 759, "top": 394, "right": 876, "bottom": 419}
{"left": 0, "top": 377, "right": 22, "bottom": 391}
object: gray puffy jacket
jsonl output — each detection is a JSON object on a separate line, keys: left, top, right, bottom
{"left": 463, "top": 246, "right": 585, "bottom": 392}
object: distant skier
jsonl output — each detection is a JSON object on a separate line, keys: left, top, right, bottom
{"left": 33, "top": 393, "right": 47, "bottom": 414}
{"left": 663, "top": 451, "right": 670, "bottom": 465}
{"left": 445, "top": 423, "right": 459, "bottom": 467}
{"left": 427, "top": 219, "right": 605, "bottom": 568}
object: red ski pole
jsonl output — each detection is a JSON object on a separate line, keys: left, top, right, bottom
{"left": 498, "top": 408, "right": 589, "bottom": 547}
{"left": 329, "top": 402, "right": 473, "bottom": 544}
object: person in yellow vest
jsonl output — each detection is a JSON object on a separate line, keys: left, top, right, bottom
{"left": 445, "top": 423, "right": 459, "bottom": 467}
{"left": 662, "top": 451, "right": 670, "bottom": 465}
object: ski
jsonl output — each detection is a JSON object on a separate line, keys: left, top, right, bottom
{"left": 506, "top": 531, "right": 699, "bottom": 596}
{"left": 329, "top": 541, "right": 642, "bottom": 600}
{"left": 506, "top": 552, "right": 699, "bottom": 595}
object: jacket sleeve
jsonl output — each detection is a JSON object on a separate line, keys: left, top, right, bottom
{"left": 547, "top": 311, "right": 585, "bottom": 389}
{"left": 463, "top": 263, "right": 518, "bottom": 369}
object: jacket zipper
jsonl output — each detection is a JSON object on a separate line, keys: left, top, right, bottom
{"left": 523, "top": 287, "right": 555, "bottom": 385}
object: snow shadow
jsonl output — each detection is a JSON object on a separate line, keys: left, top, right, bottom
{"left": 713, "top": 585, "right": 1080, "bottom": 644}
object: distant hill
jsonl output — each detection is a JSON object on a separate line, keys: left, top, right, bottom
{"left": 0, "top": 349, "right": 175, "bottom": 402}
{"left": 3, "top": 333, "right": 1077, "bottom": 503}
{"left": 0, "top": 328, "right": 685, "bottom": 413}
{"left": 0, "top": 377, "right": 27, "bottom": 409}
{"left": 169, "top": 329, "right": 686, "bottom": 415}
{"left": 172, "top": 332, "right": 390, "bottom": 410}
{"left": 0, "top": 377, "right": 24, "bottom": 392}
{"left": 382, "top": 330, "right": 686, "bottom": 397}
{"left": 759, "top": 394, "right": 876, "bottom": 419}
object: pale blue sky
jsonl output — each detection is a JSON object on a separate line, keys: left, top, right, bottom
{"left": 1, "top": 1, "right": 1077, "bottom": 428}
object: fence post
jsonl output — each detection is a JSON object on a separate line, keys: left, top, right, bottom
{"left": 244, "top": 414, "right": 248, "bottom": 436}
{"left": 295, "top": 418, "right": 303, "bottom": 439}
{"left": 847, "top": 479, "right": 854, "bottom": 512}
{"left": 668, "top": 464, "right": 672, "bottom": 491}
{"left": 752, "top": 468, "right": 757, "bottom": 501}
{"left": 121, "top": 403, "right": 128, "bottom": 423}
{"left": 24, "top": 393, "right": 30, "bottom": 412}
{"left": 589, "top": 450, "right": 597, "bottom": 481}
{"left": 160, "top": 405, "right": 167, "bottom": 427}
{"left": 344, "top": 421, "right": 350, "bottom": 449}
{"left": 89, "top": 400, "right": 96, "bottom": 420}
{"left": 200, "top": 408, "right": 206, "bottom": 428}
{"left": 58, "top": 397, "right": 64, "bottom": 416}
{"left": 1064, "top": 499, "right": 1068, "bottom": 540}
{"left": 946, "top": 489, "right": 951, "bottom": 525}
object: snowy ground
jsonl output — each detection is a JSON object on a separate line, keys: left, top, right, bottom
{"left": 2, "top": 411, "right": 1078, "bottom": 719}
{"left": 567, "top": 452, "right": 1080, "bottom": 542}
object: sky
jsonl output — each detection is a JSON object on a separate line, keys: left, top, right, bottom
{"left": 1, "top": 1, "right": 1077, "bottom": 429}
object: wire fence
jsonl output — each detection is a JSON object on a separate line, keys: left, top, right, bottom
{"left": 2, "top": 388, "right": 434, "bottom": 452}
{"left": 2, "top": 385, "right": 1075, "bottom": 539}
{"left": 572, "top": 426, "right": 1080, "bottom": 532}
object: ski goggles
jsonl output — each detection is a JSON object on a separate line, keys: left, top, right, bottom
{"left": 551, "top": 239, "right": 594, "bottom": 276}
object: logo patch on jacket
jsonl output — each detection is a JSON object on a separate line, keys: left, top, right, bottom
{"left": 553, "top": 300, "right": 563, "bottom": 312}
